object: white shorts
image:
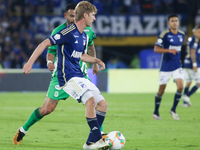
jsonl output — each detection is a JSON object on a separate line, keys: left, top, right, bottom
{"left": 184, "top": 68, "right": 200, "bottom": 83}
{"left": 158, "top": 68, "right": 184, "bottom": 85}
{"left": 63, "top": 77, "right": 104, "bottom": 105}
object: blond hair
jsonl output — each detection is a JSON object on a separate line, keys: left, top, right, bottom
{"left": 75, "top": 1, "right": 97, "bottom": 22}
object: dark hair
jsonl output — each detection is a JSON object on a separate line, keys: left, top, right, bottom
{"left": 168, "top": 14, "right": 178, "bottom": 21}
{"left": 64, "top": 3, "right": 76, "bottom": 13}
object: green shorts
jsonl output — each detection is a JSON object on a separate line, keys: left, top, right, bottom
{"left": 47, "top": 75, "right": 91, "bottom": 100}
{"left": 47, "top": 77, "right": 70, "bottom": 100}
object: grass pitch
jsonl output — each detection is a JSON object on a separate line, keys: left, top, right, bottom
{"left": 0, "top": 92, "right": 200, "bottom": 150}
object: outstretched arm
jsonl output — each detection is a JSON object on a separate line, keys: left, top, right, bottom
{"left": 81, "top": 53, "right": 105, "bottom": 71}
{"left": 23, "top": 39, "right": 52, "bottom": 74}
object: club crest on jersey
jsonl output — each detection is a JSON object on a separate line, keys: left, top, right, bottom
{"left": 71, "top": 50, "right": 82, "bottom": 58}
{"left": 178, "top": 35, "right": 183, "bottom": 42}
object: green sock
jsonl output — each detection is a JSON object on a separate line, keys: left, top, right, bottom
{"left": 100, "top": 124, "right": 104, "bottom": 132}
{"left": 23, "top": 108, "right": 43, "bottom": 131}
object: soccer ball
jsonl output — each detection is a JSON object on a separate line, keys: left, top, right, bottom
{"left": 105, "top": 131, "right": 125, "bottom": 150}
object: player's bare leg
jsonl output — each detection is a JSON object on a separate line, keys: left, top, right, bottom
{"left": 13, "top": 97, "right": 58, "bottom": 145}
{"left": 39, "top": 97, "right": 59, "bottom": 116}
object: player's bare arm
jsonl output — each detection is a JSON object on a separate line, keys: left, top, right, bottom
{"left": 88, "top": 44, "right": 99, "bottom": 75}
{"left": 47, "top": 53, "right": 55, "bottom": 71}
{"left": 191, "top": 49, "right": 197, "bottom": 72}
{"left": 81, "top": 53, "right": 105, "bottom": 71}
{"left": 23, "top": 39, "right": 52, "bottom": 74}
{"left": 154, "top": 45, "right": 179, "bottom": 55}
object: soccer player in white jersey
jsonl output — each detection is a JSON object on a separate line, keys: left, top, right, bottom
{"left": 22, "top": 1, "right": 110, "bottom": 149}
{"left": 182, "top": 25, "right": 200, "bottom": 107}
{"left": 152, "top": 14, "right": 185, "bottom": 120}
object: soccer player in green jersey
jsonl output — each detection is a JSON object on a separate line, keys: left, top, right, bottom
{"left": 13, "top": 3, "right": 105, "bottom": 145}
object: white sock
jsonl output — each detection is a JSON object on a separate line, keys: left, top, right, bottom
{"left": 19, "top": 127, "right": 28, "bottom": 134}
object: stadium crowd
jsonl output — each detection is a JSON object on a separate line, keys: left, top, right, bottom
{"left": 0, "top": 0, "right": 199, "bottom": 69}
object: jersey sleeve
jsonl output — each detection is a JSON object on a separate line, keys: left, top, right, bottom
{"left": 155, "top": 36, "right": 164, "bottom": 48}
{"left": 48, "top": 29, "right": 58, "bottom": 55}
{"left": 48, "top": 30, "right": 71, "bottom": 46}
{"left": 83, "top": 33, "right": 89, "bottom": 54}
{"left": 188, "top": 37, "right": 198, "bottom": 50}
{"left": 155, "top": 30, "right": 167, "bottom": 48}
{"left": 88, "top": 27, "right": 96, "bottom": 46}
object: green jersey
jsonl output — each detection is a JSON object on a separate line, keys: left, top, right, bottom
{"left": 48, "top": 23, "right": 96, "bottom": 78}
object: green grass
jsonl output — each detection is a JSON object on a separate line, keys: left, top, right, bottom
{"left": 0, "top": 92, "right": 200, "bottom": 150}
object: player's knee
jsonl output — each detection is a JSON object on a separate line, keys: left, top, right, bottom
{"left": 97, "top": 99, "right": 108, "bottom": 109}
{"left": 85, "top": 97, "right": 96, "bottom": 108}
{"left": 177, "top": 86, "right": 183, "bottom": 92}
{"left": 197, "top": 83, "right": 200, "bottom": 87}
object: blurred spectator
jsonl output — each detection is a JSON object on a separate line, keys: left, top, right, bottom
{"left": 106, "top": 58, "right": 118, "bottom": 69}
{"left": 0, "top": 45, "right": 2, "bottom": 68}
{"left": 106, "top": 57, "right": 128, "bottom": 69}
{"left": 175, "top": 0, "right": 187, "bottom": 14}
{"left": 53, "top": 0, "right": 65, "bottom": 15}
{"left": 195, "top": 9, "right": 200, "bottom": 25}
{"left": 119, "top": 0, "right": 133, "bottom": 14}
{"left": 140, "top": 0, "right": 154, "bottom": 13}
{"left": 130, "top": 54, "right": 140, "bottom": 68}
{"left": 130, "top": 0, "right": 141, "bottom": 14}
{"left": 152, "top": 0, "right": 164, "bottom": 13}
{"left": 117, "top": 58, "right": 128, "bottom": 68}
{"left": 0, "top": 0, "right": 198, "bottom": 69}
{"left": 162, "top": 0, "right": 174, "bottom": 14}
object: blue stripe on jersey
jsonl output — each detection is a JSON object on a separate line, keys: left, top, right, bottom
{"left": 48, "top": 24, "right": 87, "bottom": 87}
{"left": 184, "top": 35, "right": 200, "bottom": 68}
{"left": 155, "top": 29, "right": 185, "bottom": 71}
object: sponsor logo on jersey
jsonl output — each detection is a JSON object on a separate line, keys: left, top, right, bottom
{"left": 169, "top": 45, "right": 182, "bottom": 51}
{"left": 74, "top": 35, "right": 79, "bottom": 38}
{"left": 179, "top": 38, "right": 183, "bottom": 42}
{"left": 84, "top": 29, "right": 89, "bottom": 32}
{"left": 170, "top": 39, "right": 174, "bottom": 42}
{"left": 74, "top": 40, "right": 78, "bottom": 44}
{"left": 54, "top": 34, "right": 61, "bottom": 40}
{"left": 71, "top": 50, "right": 82, "bottom": 58}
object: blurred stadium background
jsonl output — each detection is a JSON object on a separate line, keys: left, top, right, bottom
{"left": 0, "top": 0, "right": 200, "bottom": 93}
